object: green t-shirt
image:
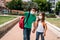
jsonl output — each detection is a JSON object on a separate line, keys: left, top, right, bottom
{"left": 24, "top": 12, "right": 36, "bottom": 28}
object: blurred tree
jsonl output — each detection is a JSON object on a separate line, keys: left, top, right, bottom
{"left": 32, "top": 0, "right": 46, "bottom": 2}
{"left": 46, "top": 2, "right": 52, "bottom": 12}
{"left": 6, "top": 0, "right": 23, "bottom": 10}
{"left": 55, "top": 1, "right": 60, "bottom": 15}
{"left": 32, "top": 0, "right": 52, "bottom": 12}
{"left": 22, "top": 1, "right": 38, "bottom": 11}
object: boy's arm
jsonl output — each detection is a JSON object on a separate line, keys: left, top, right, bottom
{"left": 18, "top": 10, "right": 24, "bottom": 14}
{"left": 12, "top": 10, "right": 24, "bottom": 14}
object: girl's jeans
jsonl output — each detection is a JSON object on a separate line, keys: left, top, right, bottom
{"left": 36, "top": 32, "right": 44, "bottom": 40}
{"left": 23, "top": 28, "right": 31, "bottom": 40}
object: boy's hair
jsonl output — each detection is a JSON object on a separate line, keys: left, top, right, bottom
{"left": 32, "top": 8, "right": 37, "bottom": 11}
{"left": 28, "top": 7, "right": 37, "bottom": 11}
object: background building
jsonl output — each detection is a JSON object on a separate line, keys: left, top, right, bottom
{"left": 0, "top": 0, "right": 6, "bottom": 7}
{"left": 0, "top": 0, "right": 11, "bottom": 14}
{"left": 47, "top": 0, "right": 60, "bottom": 10}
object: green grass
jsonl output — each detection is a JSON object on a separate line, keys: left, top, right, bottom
{"left": 0, "top": 16, "right": 16, "bottom": 25}
{"left": 46, "top": 18, "right": 60, "bottom": 28}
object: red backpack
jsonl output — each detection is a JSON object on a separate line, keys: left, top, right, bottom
{"left": 19, "top": 12, "right": 30, "bottom": 29}
{"left": 19, "top": 16, "right": 24, "bottom": 29}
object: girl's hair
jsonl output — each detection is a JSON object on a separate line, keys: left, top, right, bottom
{"left": 38, "top": 12, "right": 45, "bottom": 22}
{"left": 41, "top": 12, "right": 45, "bottom": 22}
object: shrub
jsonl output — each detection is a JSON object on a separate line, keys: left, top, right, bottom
{"left": 45, "top": 14, "right": 56, "bottom": 18}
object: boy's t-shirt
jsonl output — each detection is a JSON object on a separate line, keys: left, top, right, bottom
{"left": 24, "top": 12, "right": 36, "bottom": 28}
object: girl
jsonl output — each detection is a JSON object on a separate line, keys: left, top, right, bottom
{"left": 32, "top": 12, "right": 47, "bottom": 40}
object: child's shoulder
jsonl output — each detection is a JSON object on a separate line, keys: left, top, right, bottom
{"left": 43, "top": 21, "right": 47, "bottom": 25}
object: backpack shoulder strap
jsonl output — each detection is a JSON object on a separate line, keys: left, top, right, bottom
{"left": 24, "top": 12, "right": 30, "bottom": 25}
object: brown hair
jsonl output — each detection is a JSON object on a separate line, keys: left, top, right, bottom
{"left": 38, "top": 12, "right": 45, "bottom": 22}
{"left": 32, "top": 8, "right": 37, "bottom": 11}
{"left": 41, "top": 12, "right": 45, "bottom": 22}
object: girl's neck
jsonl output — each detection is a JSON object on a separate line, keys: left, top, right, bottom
{"left": 38, "top": 18, "right": 45, "bottom": 22}
{"left": 39, "top": 20, "right": 45, "bottom": 22}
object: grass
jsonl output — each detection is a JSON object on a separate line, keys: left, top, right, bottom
{"left": 0, "top": 16, "right": 16, "bottom": 25}
{"left": 46, "top": 18, "right": 60, "bottom": 28}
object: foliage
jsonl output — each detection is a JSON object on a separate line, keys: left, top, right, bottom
{"left": 22, "top": 1, "right": 38, "bottom": 11}
{"left": 32, "top": 0, "right": 52, "bottom": 12}
{"left": 6, "top": 0, "right": 23, "bottom": 10}
{"left": 45, "top": 14, "right": 56, "bottom": 18}
{"left": 55, "top": 1, "right": 60, "bottom": 14}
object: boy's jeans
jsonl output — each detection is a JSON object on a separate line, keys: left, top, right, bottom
{"left": 36, "top": 32, "right": 44, "bottom": 40}
{"left": 23, "top": 28, "right": 31, "bottom": 40}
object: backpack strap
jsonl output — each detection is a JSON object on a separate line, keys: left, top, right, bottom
{"left": 24, "top": 12, "right": 30, "bottom": 25}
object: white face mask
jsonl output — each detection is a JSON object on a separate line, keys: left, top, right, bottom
{"left": 38, "top": 16, "right": 42, "bottom": 19}
{"left": 30, "top": 11, "right": 35, "bottom": 14}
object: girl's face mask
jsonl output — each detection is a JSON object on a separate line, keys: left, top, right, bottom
{"left": 38, "top": 16, "right": 42, "bottom": 19}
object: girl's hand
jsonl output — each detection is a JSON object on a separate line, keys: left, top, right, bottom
{"left": 44, "top": 33, "right": 46, "bottom": 36}
{"left": 32, "top": 30, "right": 35, "bottom": 33}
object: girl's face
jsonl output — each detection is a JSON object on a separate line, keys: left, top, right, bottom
{"left": 38, "top": 14, "right": 42, "bottom": 19}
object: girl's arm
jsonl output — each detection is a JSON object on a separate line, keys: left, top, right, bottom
{"left": 32, "top": 21, "right": 38, "bottom": 33}
{"left": 44, "top": 22, "right": 47, "bottom": 36}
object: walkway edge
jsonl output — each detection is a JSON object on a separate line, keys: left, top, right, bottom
{"left": 46, "top": 21, "right": 60, "bottom": 37}
{"left": 0, "top": 17, "right": 19, "bottom": 38}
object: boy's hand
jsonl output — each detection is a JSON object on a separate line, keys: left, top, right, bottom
{"left": 32, "top": 30, "right": 35, "bottom": 33}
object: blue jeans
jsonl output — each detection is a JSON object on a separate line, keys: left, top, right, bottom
{"left": 36, "top": 32, "right": 44, "bottom": 40}
{"left": 23, "top": 28, "right": 31, "bottom": 40}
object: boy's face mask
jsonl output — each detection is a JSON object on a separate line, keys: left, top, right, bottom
{"left": 30, "top": 9, "right": 36, "bottom": 14}
{"left": 30, "top": 11, "right": 35, "bottom": 14}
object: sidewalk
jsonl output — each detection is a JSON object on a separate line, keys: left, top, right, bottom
{"left": 0, "top": 23, "right": 60, "bottom": 40}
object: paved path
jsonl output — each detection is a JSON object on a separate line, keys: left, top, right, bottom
{"left": 0, "top": 23, "right": 60, "bottom": 40}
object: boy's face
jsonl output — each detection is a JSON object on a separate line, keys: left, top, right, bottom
{"left": 30, "top": 9, "right": 36, "bottom": 14}
{"left": 31, "top": 9, "right": 36, "bottom": 12}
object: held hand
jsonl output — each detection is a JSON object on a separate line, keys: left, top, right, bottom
{"left": 32, "top": 30, "right": 35, "bottom": 33}
{"left": 44, "top": 32, "right": 46, "bottom": 36}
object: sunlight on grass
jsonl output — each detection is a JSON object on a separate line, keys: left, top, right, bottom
{"left": 0, "top": 16, "right": 16, "bottom": 25}
{"left": 46, "top": 18, "right": 60, "bottom": 28}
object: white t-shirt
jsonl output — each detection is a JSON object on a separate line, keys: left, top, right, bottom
{"left": 36, "top": 21, "right": 44, "bottom": 32}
